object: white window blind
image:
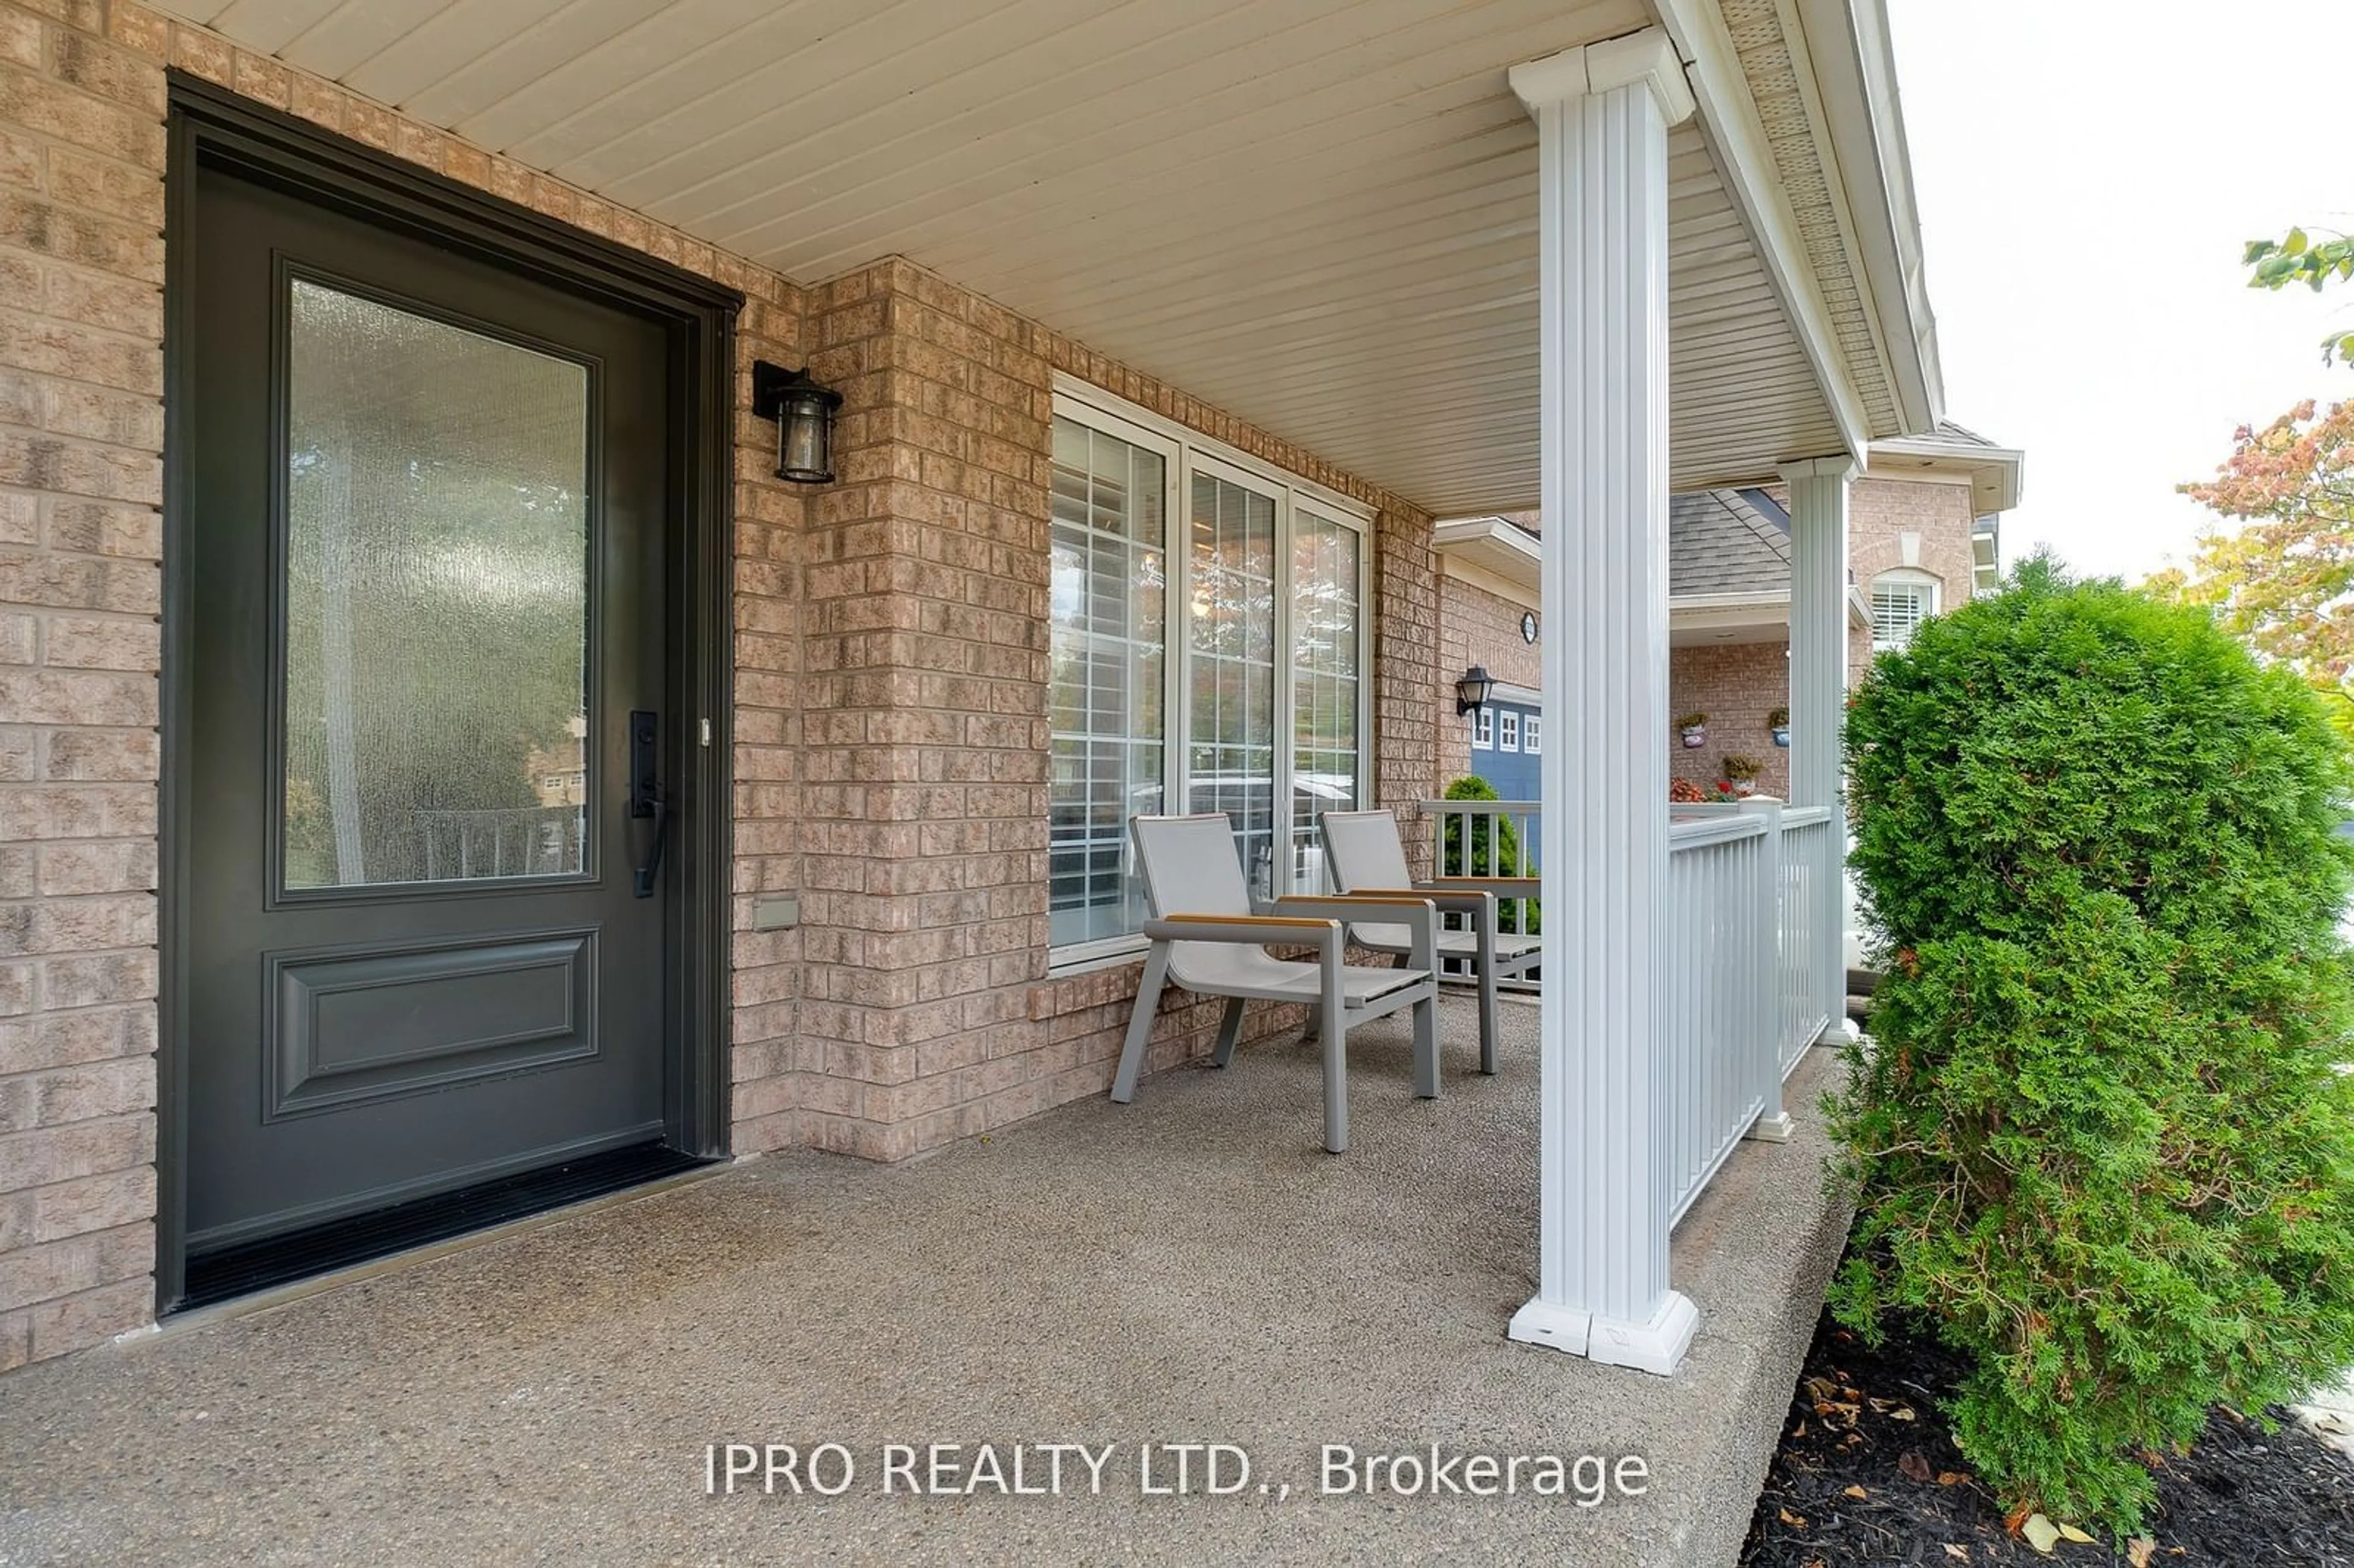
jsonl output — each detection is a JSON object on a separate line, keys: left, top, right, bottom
{"left": 1871, "top": 579, "right": 1934, "bottom": 651}
{"left": 1046, "top": 394, "right": 1371, "bottom": 959}
{"left": 1048, "top": 418, "right": 1167, "bottom": 950}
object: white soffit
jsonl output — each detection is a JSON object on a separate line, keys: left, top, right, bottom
{"left": 1668, "top": 584, "right": 1868, "bottom": 645}
{"left": 159, "top": 0, "right": 1853, "bottom": 514}
{"left": 1866, "top": 435, "right": 2025, "bottom": 517}
{"left": 1432, "top": 516, "right": 1542, "bottom": 593}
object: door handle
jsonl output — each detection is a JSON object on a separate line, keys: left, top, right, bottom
{"left": 628, "top": 709, "right": 669, "bottom": 898}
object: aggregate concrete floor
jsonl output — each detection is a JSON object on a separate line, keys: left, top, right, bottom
{"left": 0, "top": 999, "right": 1851, "bottom": 1568}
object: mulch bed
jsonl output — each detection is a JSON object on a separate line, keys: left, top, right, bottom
{"left": 1740, "top": 1305, "right": 2354, "bottom": 1566}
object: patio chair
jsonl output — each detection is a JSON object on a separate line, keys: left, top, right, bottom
{"left": 1110, "top": 812, "right": 1441, "bottom": 1154}
{"left": 1317, "top": 808, "right": 1541, "bottom": 1076}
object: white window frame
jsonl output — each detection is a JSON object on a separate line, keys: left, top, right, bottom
{"left": 1049, "top": 378, "right": 1374, "bottom": 968}
{"left": 1497, "top": 710, "right": 1520, "bottom": 752}
{"left": 1472, "top": 708, "right": 1493, "bottom": 750}
{"left": 1523, "top": 714, "right": 1541, "bottom": 755}
{"left": 1044, "top": 400, "right": 1183, "bottom": 966}
{"left": 1870, "top": 568, "right": 1941, "bottom": 652}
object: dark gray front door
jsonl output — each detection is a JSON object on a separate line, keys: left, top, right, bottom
{"left": 181, "top": 158, "right": 678, "bottom": 1258}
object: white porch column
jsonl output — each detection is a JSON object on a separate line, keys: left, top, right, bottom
{"left": 1506, "top": 30, "right": 1696, "bottom": 1377}
{"left": 1781, "top": 456, "right": 1856, "bottom": 1042}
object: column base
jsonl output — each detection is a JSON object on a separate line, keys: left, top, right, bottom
{"left": 1746, "top": 1110, "right": 1797, "bottom": 1143}
{"left": 1814, "top": 1016, "right": 1860, "bottom": 1047}
{"left": 1508, "top": 1289, "right": 1697, "bottom": 1376}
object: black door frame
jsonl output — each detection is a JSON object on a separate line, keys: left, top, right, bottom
{"left": 158, "top": 75, "right": 739, "bottom": 1312}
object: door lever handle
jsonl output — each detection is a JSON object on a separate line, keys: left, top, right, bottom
{"left": 634, "top": 796, "right": 669, "bottom": 898}
{"left": 628, "top": 710, "right": 668, "bottom": 898}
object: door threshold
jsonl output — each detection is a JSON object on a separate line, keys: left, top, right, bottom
{"left": 172, "top": 1144, "right": 721, "bottom": 1319}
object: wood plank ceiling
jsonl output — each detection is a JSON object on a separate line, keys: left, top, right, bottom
{"left": 159, "top": 0, "right": 1849, "bottom": 514}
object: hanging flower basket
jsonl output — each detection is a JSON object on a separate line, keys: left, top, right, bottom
{"left": 1768, "top": 706, "right": 1790, "bottom": 748}
{"left": 1677, "top": 712, "right": 1708, "bottom": 748}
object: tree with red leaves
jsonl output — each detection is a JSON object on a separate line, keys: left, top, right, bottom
{"left": 2155, "top": 398, "right": 2354, "bottom": 740}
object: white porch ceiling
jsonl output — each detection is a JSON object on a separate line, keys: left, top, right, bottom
{"left": 161, "top": 0, "right": 1854, "bottom": 516}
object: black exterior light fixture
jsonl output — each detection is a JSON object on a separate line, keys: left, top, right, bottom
{"left": 1455, "top": 664, "right": 1496, "bottom": 717}
{"left": 752, "top": 360, "right": 842, "bottom": 484}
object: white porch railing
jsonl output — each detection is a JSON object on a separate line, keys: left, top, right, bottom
{"left": 1422, "top": 796, "right": 1843, "bottom": 1225}
{"left": 1424, "top": 799, "right": 1541, "bottom": 981}
{"left": 1662, "top": 810, "right": 1772, "bottom": 1221}
{"left": 1772, "top": 805, "right": 1840, "bottom": 1076}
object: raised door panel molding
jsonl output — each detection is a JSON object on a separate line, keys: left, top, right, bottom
{"left": 265, "top": 929, "right": 600, "bottom": 1120}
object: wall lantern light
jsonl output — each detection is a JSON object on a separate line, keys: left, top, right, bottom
{"left": 752, "top": 361, "right": 842, "bottom": 484}
{"left": 1455, "top": 664, "right": 1496, "bottom": 717}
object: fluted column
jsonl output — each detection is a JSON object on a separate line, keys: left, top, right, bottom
{"left": 1506, "top": 28, "right": 1696, "bottom": 1377}
{"left": 1781, "top": 456, "right": 1854, "bottom": 1041}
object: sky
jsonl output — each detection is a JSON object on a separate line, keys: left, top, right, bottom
{"left": 1886, "top": 1, "right": 2354, "bottom": 584}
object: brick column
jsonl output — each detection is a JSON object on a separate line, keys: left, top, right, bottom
{"left": 796, "top": 261, "right": 1056, "bottom": 1160}
{"left": 1374, "top": 501, "right": 1440, "bottom": 878}
{"left": 0, "top": 0, "right": 172, "bottom": 1369}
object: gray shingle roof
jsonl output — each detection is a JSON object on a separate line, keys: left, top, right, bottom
{"left": 1453, "top": 490, "right": 1800, "bottom": 597}
{"left": 1669, "top": 489, "right": 1789, "bottom": 597}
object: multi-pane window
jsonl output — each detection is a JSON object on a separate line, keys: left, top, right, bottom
{"left": 1870, "top": 573, "right": 1937, "bottom": 651}
{"left": 1048, "top": 418, "right": 1168, "bottom": 949}
{"left": 1498, "top": 710, "right": 1520, "bottom": 752}
{"left": 1523, "top": 714, "right": 1542, "bottom": 755}
{"left": 1289, "top": 511, "right": 1361, "bottom": 896}
{"left": 1047, "top": 393, "right": 1369, "bottom": 957}
{"left": 1187, "top": 466, "right": 1279, "bottom": 899}
{"left": 1472, "top": 708, "right": 1494, "bottom": 750}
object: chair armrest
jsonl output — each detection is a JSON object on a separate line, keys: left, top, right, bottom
{"left": 1346, "top": 885, "right": 1496, "bottom": 919}
{"left": 1428, "top": 875, "right": 1541, "bottom": 899}
{"left": 1144, "top": 914, "right": 1343, "bottom": 951}
{"left": 1272, "top": 895, "right": 1438, "bottom": 973}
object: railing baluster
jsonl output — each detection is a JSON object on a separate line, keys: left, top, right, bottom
{"left": 1417, "top": 797, "right": 1816, "bottom": 1220}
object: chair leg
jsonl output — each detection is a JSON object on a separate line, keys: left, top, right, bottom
{"left": 1411, "top": 987, "right": 1439, "bottom": 1099}
{"left": 1110, "top": 945, "right": 1171, "bottom": 1104}
{"left": 1212, "top": 995, "right": 1247, "bottom": 1067}
{"left": 1476, "top": 918, "right": 1499, "bottom": 1077}
{"left": 1322, "top": 963, "right": 1348, "bottom": 1153}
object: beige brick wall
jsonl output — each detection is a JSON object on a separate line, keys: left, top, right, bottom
{"left": 1436, "top": 572, "right": 1539, "bottom": 788}
{"left": 787, "top": 257, "right": 1441, "bottom": 1160}
{"left": 1849, "top": 475, "right": 1976, "bottom": 602}
{"left": 1849, "top": 474, "right": 1976, "bottom": 690}
{"left": 0, "top": 1, "right": 1454, "bottom": 1364}
{"left": 0, "top": 0, "right": 168, "bottom": 1374}
{"left": 1667, "top": 475, "right": 1982, "bottom": 799}
{"left": 0, "top": 0, "right": 822, "bottom": 1368}
{"left": 1669, "top": 641, "right": 1793, "bottom": 796}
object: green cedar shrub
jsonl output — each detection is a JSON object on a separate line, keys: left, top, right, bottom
{"left": 1830, "top": 555, "right": 2354, "bottom": 1532}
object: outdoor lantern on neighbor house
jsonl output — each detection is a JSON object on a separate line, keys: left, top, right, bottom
{"left": 1455, "top": 665, "right": 1496, "bottom": 717}
{"left": 752, "top": 361, "right": 842, "bottom": 484}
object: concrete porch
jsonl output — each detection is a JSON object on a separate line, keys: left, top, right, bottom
{"left": 0, "top": 998, "right": 1849, "bottom": 1567}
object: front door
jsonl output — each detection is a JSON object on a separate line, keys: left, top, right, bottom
{"left": 180, "top": 151, "right": 690, "bottom": 1292}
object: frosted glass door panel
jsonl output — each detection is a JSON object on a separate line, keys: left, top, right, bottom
{"left": 282, "top": 279, "right": 592, "bottom": 889}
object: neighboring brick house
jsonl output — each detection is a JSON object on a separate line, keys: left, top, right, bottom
{"left": 1433, "top": 512, "right": 1543, "bottom": 794}
{"left": 0, "top": 0, "right": 1959, "bottom": 1376}
{"left": 1434, "top": 427, "right": 2021, "bottom": 801}
{"left": 1666, "top": 425, "right": 2019, "bottom": 798}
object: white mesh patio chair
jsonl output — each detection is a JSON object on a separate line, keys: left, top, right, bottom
{"left": 1318, "top": 808, "right": 1541, "bottom": 1076}
{"left": 1110, "top": 812, "right": 1441, "bottom": 1154}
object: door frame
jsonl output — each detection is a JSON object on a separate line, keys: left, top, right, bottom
{"left": 157, "top": 75, "right": 741, "bottom": 1312}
